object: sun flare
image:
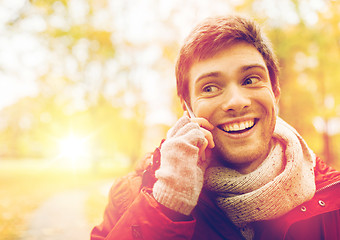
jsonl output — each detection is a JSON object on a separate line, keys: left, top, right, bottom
{"left": 58, "top": 134, "right": 88, "bottom": 159}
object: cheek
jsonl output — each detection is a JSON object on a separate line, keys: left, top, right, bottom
{"left": 253, "top": 87, "right": 278, "bottom": 114}
{"left": 193, "top": 99, "right": 217, "bottom": 119}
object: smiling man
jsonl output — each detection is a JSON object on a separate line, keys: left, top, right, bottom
{"left": 91, "top": 16, "right": 340, "bottom": 240}
{"left": 187, "top": 41, "right": 279, "bottom": 173}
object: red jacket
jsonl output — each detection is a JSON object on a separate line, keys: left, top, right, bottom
{"left": 91, "top": 151, "right": 340, "bottom": 240}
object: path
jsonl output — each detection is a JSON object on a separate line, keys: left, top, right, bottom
{"left": 20, "top": 177, "right": 113, "bottom": 240}
{"left": 20, "top": 189, "right": 91, "bottom": 240}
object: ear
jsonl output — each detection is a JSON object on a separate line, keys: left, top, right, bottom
{"left": 274, "top": 86, "right": 281, "bottom": 105}
{"left": 273, "top": 86, "right": 281, "bottom": 116}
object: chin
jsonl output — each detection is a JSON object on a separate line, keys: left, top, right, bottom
{"left": 212, "top": 145, "right": 269, "bottom": 171}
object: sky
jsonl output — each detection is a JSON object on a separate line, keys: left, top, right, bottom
{"left": 0, "top": 0, "right": 41, "bottom": 110}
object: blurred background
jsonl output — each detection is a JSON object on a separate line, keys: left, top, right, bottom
{"left": 1, "top": 0, "right": 340, "bottom": 239}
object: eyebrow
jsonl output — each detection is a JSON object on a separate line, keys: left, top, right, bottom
{"left": 242, "top": 64, "right": 267, "bottom": 72}
{"left": 195, "top": 72, "right": 222, "bottom": 84}
{"left": 194, "top": 64, "right": 267, "bottom": 84}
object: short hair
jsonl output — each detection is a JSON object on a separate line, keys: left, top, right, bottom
{"left": 175, "top": 15, "right": 280, "bottom": 104}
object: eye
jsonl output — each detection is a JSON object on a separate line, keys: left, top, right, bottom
{"left": 243, "top": 77, "right": 260, "bottom": 86}
{"left": 202, "top": 85, "right": 219, "bottom": 93}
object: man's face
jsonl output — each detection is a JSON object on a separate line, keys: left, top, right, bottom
{"left": 187, "top": 41, "right": 280, "bottom": 173}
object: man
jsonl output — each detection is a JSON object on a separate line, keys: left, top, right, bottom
{"left": 91, "top": 15, "right": 340, "bottom": 240}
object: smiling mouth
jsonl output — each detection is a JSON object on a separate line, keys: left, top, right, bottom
{"left": 218, "top": 119, "right": 257, "bottom": 134}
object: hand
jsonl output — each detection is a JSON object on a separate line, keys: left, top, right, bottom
{"left": 152, "top": 113, "right": 214, "bottom": 215}
{"left": 184, "top": 111, "right": 215, "bottom": 160}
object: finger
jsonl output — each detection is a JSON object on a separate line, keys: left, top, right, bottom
{"left": 198, "top": 138, "right": 208, "bottom": 156}
{"left": 190, "top": 117, "right": 214, "bottom": 131}
{"left": 189, "top": 117, "right": 214, "bottom": 148}
{"left": 175, "top": 119, "right": 215, "bottom": 149}
{"left": 166, "top": 115, "right": 191, "bottom": 138}
{"left": 200, "top": 128, "right": 215, "bottom": 149}
{"left": 199, "top": 148, "right": 212, "bottom": 170}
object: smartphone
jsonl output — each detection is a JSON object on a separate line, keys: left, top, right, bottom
{"left": 184, "top": 101, "right": 196, "bottom": 118}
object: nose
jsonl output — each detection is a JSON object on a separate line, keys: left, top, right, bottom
{"left": 221, "top": 85, "right": 251, "bottom": 113}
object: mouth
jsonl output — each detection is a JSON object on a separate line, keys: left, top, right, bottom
{"left": 218, "top": 119, "right": 257, "bottom": 134}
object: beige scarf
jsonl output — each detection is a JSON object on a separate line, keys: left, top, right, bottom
{"left": 204, "top": 118, "right": 316, "bottom": 240}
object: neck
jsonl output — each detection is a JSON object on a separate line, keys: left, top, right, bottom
{"left": 231, "top": 160, "right": 266, "bottom": 174}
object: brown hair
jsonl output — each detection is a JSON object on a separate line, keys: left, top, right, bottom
{"left": 175, "top": 15, "right": 280, "bottom": 105}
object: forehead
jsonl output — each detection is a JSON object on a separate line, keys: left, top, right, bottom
{"left": 189, "top": 42, "right": 267, "bottom": 83}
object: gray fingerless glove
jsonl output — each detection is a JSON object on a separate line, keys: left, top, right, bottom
{"left": 152, "top": 116, "right": 209, "bottom": 215}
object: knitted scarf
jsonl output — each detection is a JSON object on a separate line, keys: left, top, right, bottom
{"left": 204, "top": 118, "right": 316, "bottom": 240}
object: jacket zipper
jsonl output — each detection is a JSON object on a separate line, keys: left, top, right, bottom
{"left": 316, "top": 180, "right": 340, "bottom": 193}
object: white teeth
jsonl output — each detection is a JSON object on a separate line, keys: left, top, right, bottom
{"left": 222, "top": 120, "right": 255, "bottom": 132}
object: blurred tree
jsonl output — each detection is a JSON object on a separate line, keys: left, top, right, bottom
{"left": 272, "top": 0, "right": 340, "bottom": 166}
{"left": 0, "top": 0, "right": 148, "bottom": 164}
{"left": 0, "top": 0, "right": 339, "bottom": 170}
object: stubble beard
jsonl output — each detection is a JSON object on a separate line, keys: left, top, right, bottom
{"left": 211, "top": 131, "right": 274, "bottom": 173}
